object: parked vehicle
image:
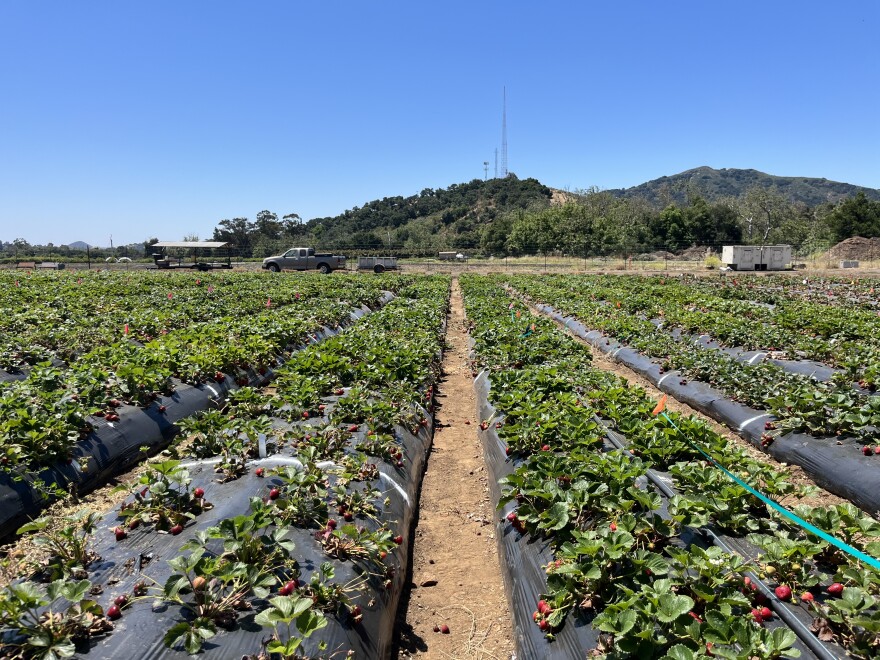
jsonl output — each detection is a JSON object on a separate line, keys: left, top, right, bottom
{"left": 262, "top": 247, "right": 346, "bottom": 274}
{"left": 357, "top": 256, "right": 399, "bottom": 273}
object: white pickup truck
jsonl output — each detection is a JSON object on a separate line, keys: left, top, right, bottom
{"left": 262, "top": 248, "right": 346, "bottom": 274}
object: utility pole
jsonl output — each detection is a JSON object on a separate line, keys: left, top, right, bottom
{"left": 500, "top": 86, "right": 508, "bottom": 178}
{"left": 483, "top": 161, "right": 489, "bottom": 181}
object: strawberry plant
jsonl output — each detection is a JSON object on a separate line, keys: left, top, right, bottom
{"left": 0, "top": 579, "right": 112, "bottom": 659}
{"left": 160, "top": 548, "right": 278, "bottom": 652}
{"left": 16, "top": 509, "right": 101, "bottom": 581}
{"left": 116, "top": 460, "right": 210, "bottom": 532}
{"left": 250, "top": 596, "right": 328, "bottom": 660}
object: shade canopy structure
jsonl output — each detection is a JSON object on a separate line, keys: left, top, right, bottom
{"left": 150, "top": 241, "right": 233, "bottom": 270}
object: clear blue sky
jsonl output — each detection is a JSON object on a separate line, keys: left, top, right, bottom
{"left": 1, "top": 1, "right": 878, "bottom": 246}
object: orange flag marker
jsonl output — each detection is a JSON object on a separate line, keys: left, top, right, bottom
{"left": 652, "top": 394, "right": 668, "bottom": 416}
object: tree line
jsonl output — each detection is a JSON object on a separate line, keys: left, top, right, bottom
{"left": 4, "top": 179, "right": 880, "bottom": 261}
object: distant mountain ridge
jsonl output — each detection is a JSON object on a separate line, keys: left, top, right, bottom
{"left": 606, "top": 166, "right": 880, "bottom": 207}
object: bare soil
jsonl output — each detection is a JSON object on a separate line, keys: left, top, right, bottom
{"left": 396, "top": 279, "right": 515, "bottom": 659}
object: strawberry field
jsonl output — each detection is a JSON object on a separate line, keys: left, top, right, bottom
{"left": 462, "top": 274, "right": 879, "bottom": 659}
{"left": 0, "top": 270, "right": 449, "bottom": 658}
{"left": 505, "top": 274, "right": 880, "bottom": 515}
{"left": 3, "top": 269, "right": 879, "bottom": 659}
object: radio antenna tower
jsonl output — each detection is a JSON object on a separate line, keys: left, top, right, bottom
{"left": 500, "top": 86, "right": 508, "bottom": 178}
{"left": 483, "top": 161, "right": 489, "bottom": 181}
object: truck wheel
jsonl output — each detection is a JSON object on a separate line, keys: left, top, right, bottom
{"left": 373, "top": 265, "right": 385, "bottom": 274}
{"left": 267, "top": 263, "right": 280, "bottom": 273}
{"left": 318, "top": 264, "right": 331, "bottom": 274}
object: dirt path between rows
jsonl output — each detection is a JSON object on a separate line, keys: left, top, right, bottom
{"left": 396, "top": 279, "right": 515, "bottom": 659}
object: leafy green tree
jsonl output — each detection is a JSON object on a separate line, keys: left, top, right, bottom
{"left": 212, "top": 217, "right": 255, "bottom": 256}
{"left": 825, "top": 193, "right": 880, "bottom": 242}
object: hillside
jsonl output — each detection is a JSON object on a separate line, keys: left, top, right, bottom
{"left": 304, "top": 176, "right": 552, "bottom": 250}
{"left": 607, "top": 166, "right": 880, "bottom": 208}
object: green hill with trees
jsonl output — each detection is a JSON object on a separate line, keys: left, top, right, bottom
{"left": 5, "top": 169, "right": 880, "bottom": 263}
{"left": 608, "top": 166, "right": 880, "bottom": 208}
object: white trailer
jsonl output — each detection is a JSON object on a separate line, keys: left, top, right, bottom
{"left": 721, "top": 245, "right": 791, "bottom": 271}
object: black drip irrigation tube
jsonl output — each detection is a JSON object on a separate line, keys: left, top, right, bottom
{"left": 0, "top": 293, "right": 396, "bottom": 541}
{"left": 600, "top": 423, "right": 845, "bottom": 660}
{"left": 520, "top": 296, "right": 880, "bottom": 518}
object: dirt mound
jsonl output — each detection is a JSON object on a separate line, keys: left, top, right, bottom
{"left": 633, "top": 250, "right": 675, "bottom": 261}
{"left": 677, "top": 245, "right": 711, "bottom": 261}
{"left": 828, "top": 236, "right": 880, "bottom": 261}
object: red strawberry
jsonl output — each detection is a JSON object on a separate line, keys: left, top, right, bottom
{"left": 302, "top": 411, "right": 310, "bottom": 419}
{"left": 279, "top": 580, "right": 297, "bottom": 596}
{"left": 170, "top": 524, "right": 184, "bottom": 535}
{"left": 335, "top": 388, "right": 345, "bottom": 395}
{"left": 479, "top": 421, "right": 488, "bottom": 430}
{"left": 440, "top": 624, "right": 450, "bottom": 634}
{"left": 506, "top": 512, "right": 518, "bottom": 523}
{"left": 751, "top": 608, "right": 764, "bottom": 623}
{"left": 541, "top": 444, "right": 551, "bottom": 451}
{"left": 801, "top": 591, "right": 815, "bottom": 602}
{"left": 343, "top": 512, "right": 354, "bottom": 522}
{"left": 114, "top": 526, "right": 127, "bottom": 541}
{"left": 827, "top": 583, "right": 844, "bottom": 596}
{"left": 114, "top": 594, "right": 129, "bottom": 607}
{"left": 863, "top": 446, "right": 872, "bottom": 456}
{"left": 609, "top": 522, "right": 618, "bottom": 532}
{"left": 393, "top": 535, "right": 403, "bottom": 544}
{"left": 269, "top": 487, "right": 281, "bottom": 500}
{"left": 348, "top": 424, "right": 359, "bottom": 432}
{"left": 760, "top": 607, "right": 772, "bottom": 620}
{"left": 433, "top": 624, "right": 440, "bottom": 632}
{"left": 538, "top": 619, "right": 550, "bottom": 631}
{"left": 537, "top": 600, "right": 551, "bottom": 614}
{"left": 193, "top": 487, "right": 205, "bottom": 498}
{"left": 775, "top": 585, "right": 792, "bottom": 601}
{"left": 327, "top": 519, "right": 338, "bottom": 529}
{"left": 107, "top": 604, "right": 122, "bottom": 620}
{"left": 255, "top": 467, "right": 264, "bottom": 477}
{"left": 158, "top": 405, "right": 166, "bottom": 413}
{"left": 875, "top": 446, "right": 880, "bottom": 455}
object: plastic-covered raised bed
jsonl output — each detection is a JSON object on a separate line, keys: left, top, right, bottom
{"left": 1, "top": 276, "right": 450, "bottom": 659}
{"left": 528, "top": 299, "right": 880, "bottom": 517}
{"left": 0, "top": 296, "right": 393, "bottom": 541}
{"left": 460, "top": 274, "right": 879, "bottom": 660}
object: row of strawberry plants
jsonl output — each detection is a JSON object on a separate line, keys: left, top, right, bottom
{"left": 1, "top": 276, "right": 450, "bottom": 659}
{"left": 507, "top": 275, "right": 880, "bottom": 444}
{"left": 524, "top": 274, "right": 880, "bottom": 388}
{"left": 460, "top": 274, "right": 879, "bottom": 659}
{"left": 0, "top": 273, "right": 395, "bottom": 470}
{"left": 0, "top": 271, "right": 386, "bottom": 373}
{"left": 688, "top": 275, "right": 879, "bottom": 311}
{"left": 0, "top": 271, "right": 340, "bottom": 370}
